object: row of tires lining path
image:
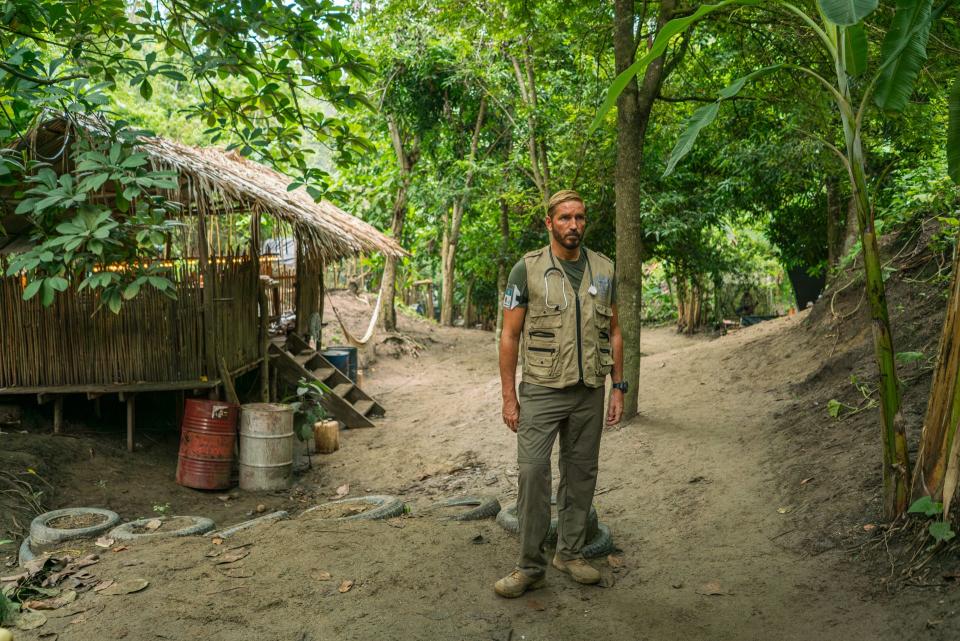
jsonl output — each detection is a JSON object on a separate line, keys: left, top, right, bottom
{"left": 19, "top": 494, "right": 614, "bottom": 566}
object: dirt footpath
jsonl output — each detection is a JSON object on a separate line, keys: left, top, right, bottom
{"left": 11, "top": 311, "right": 909, "bottom": 641}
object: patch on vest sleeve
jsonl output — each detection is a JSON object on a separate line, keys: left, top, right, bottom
{"left": 503, "top": 284, "right": 521, "bottom": 310}
{"left": 593, "top": 275, "right": 612, "bottom": 300}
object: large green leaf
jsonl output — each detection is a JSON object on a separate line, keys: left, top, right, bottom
{"left": 663, "top": 104, "right": 720, "bottom": 177}
{"left": 949, "top": 75, "right": 960, "bottom": 184}
{"left": 817, "top": 0, "right": 878, "bottom": 25}
{"left": 590, "top": 0, "right": 759, "bottom": 132}
{"left": 874, "top": 0, "right": 932, "bottom": 111}
{"left": 844, "top": 23, "right": 868, "bottom": 77}
{"left": 717, "top": 64, "right": 784, "bottom": 99}
{"left": 663, "top": 65, "right": 783, "bottom": 176}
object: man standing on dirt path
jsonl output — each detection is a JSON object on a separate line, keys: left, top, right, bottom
{"left": 495, "top": 189, "right": 624, "bottom": 598}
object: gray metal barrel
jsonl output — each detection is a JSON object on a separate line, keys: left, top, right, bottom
{"left": 239, "top": 403, "right": 294, "bottom": 491}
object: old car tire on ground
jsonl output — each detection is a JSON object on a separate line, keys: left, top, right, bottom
{"left": 109, "top": 515, "right": 215, "bottom": 541}
{"left": 303, "top": 495, "right": 406, "bottom": 521}
{"left": 437, "top": 495, "right": 502, "bottom": 521}
{"left": 495, "top": 500, "right": 599, "bottom": 544}
{"left": 581, "top": 523, "right": 614, "bottom": 559}
{"left": 29, "top": 507, "right": 121, "bottom": 546}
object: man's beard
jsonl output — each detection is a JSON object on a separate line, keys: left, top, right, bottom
{"left": 552, "top": 226, "right": 582, "bottom": 250}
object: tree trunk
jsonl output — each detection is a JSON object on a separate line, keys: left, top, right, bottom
{"left": 509, "top": 48, "right": 550, "bottom": 211}
{"left": 496, "top": 198, "right": 510, "bottom": 344}
{"left": 464, "top": 278, "right": 475, "bottom": 327}
{"left": 440, "top": 97, "right": 486, "bottom": 326}
{"left": 425, "top": 283, "right": 435, "bottom": 321}
{"left": 674, "top": 274, "right": 687, "bottom": 333}
{"left": 613, "top": 0, "right": 676, "bottom": 420}
{"left": 826, "top": 175, "right": 845, "bottom": 267}
{"left": 381, "top": 116, "right": 418, "bottom": 332}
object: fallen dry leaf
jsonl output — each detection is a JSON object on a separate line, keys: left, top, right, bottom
{"left": 776, "top": 506, "right": 792, "bottom": 514}
{"left": 94, "top": 536, "right": 114, "bottom": 548}
{"left": 526, "top": 598, "right": 545, "bottom": 611}
{"left": 23, "top": 590, "right": 77, "bottom": 610}
{"left": 111, "top": 546, "right": 128, "bottom": 553}
{"left": 800, "top": 477, "right": 815, "bottom": 486}
{"left": 312, "top": 571, "right": 332, "bottom": 581}
{"left": 144, "top": 519, "right": 162, "bottom": 532}
{"left": 696, "top": 581, "right": 725, "bottom": 596}
{"left": 93, "top": 580, "right": 115, "bottom": 592}
{"left": 17, "top": 611, "right": 48, "bottom": 630}
{"left": 338, "top": 579, "right": 354, "bottom": 593}
{"left": 863, "top": 524, "right": 877, "bottom": 532}
{"left": 211, "top": 537, "right": 224, "bottom": 545}
{"left": 215, "top": 549, "right": 250, "bottom": 565}
{"left": 334, "top": 483, "right": 350, "bottom": 499}
{"left": 98, "top": 578, "right": 149, "bottom": 596}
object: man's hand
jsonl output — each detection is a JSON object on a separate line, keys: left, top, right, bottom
{"left": 502, "top": 395, "right": 520, "bottom": 432}
{"left": 606, "top": 389, "right": 623, "bottom": 426}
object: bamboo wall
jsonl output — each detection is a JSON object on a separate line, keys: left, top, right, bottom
{"left": 0, "top": 259, "right": 259, "bottom": 389}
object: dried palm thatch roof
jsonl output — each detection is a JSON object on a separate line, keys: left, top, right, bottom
{"left": 1, "top": 113, "right": 405, "bottom": 261}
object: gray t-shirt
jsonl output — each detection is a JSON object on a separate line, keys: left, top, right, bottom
{"left": 503, "top": 250, "right": 616, "bottom": 310}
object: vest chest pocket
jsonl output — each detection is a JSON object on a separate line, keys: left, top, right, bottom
{"left": 525, "top": 308, "right": 561, "bottom": 378}
{"left": 528, "top": 307, "right": 562, "bottom": 329}
{"left": 594, "top": 303, "right": 614, "bottom": 373}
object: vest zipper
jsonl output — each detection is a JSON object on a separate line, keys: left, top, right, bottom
{"left": 575, "top": 293, "right": 583, "bottom": 383}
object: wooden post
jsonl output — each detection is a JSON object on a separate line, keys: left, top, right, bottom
{"left": 53, "top": 396, "right": 63, "bottom": 434}
{"left": 294, "top": 236, "right": 321, "bottom": 338}
{"left": 197, "top": 210, "right": 218, "bottom": 379}
{"left": 318, "top": 257, "right": 325, "bottom": 348}
{"left": 259, "top": 283, "right": 270, "bottom": 402}
{"left": 125, "top": 395, "right": 136, "bottom": 452}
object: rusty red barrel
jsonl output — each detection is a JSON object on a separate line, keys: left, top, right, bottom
{"left": 176, "top": 399, "right": 239, "bottom": 490}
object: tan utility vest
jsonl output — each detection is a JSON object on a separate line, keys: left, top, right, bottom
{"left": 521, "top": 245, "right": 615, "bottom": 389}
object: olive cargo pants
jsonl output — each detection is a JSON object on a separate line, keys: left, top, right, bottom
{"left": 516, "top": 381, "right": 604, "bottom": 577}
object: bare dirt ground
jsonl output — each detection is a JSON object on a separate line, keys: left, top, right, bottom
{"left": 7, "top": 288, "right": 950, "bottom": 640}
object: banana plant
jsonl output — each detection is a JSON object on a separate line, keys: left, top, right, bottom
{"left": 593, "top": 0, "right": 957, "bottom": 519}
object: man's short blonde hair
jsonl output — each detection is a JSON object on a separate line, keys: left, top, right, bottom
{"left": 547, "top": 190, "right": 584, "bottom": 217}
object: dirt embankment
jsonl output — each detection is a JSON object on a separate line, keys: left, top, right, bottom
{"left": 1, "top": 277, "right": 957, "bottom": 640}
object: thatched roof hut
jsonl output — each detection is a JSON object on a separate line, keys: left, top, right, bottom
{"left": 0, "top": 114, "right": 404, "bottom": 261}
{"left": 0, "top": 114, "right": 399, "bottom": 433}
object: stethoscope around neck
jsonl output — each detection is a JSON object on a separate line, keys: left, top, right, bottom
{"left": 544, "top": 249, "right": 597, "bottom": 311}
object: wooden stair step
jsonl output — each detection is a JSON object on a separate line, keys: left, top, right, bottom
{"left": 294, "top": 352, "right": 315, "bottom": 366}
{"left": 312, "top": 367, "right": 335, "bottom": 381}
{"left": 332, "top": 382, "right": 353, "bottom": 397}
{"left": 353, "top": 399, "right": 375, "bottom": 416}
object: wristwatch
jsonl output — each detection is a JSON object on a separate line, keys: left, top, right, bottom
{"left": 611, "top": 381, "right": 628, "bottom": 393}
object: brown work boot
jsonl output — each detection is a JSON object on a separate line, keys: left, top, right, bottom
{"left": 552, "top": 556, "right": 601, "bottom": 585}
{"left": 494, "top": 569, "right": 545, "bottom": 598}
